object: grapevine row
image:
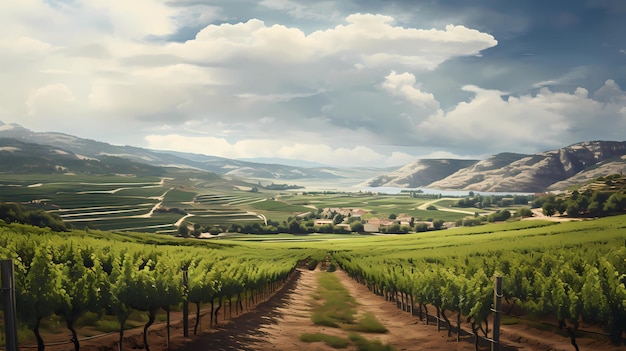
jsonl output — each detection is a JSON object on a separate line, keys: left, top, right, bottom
{"left": 332, "top": 237, "right": 626, "bottom": 348}
{"left": 0, "top": 223, "right": 320, "bottom": 351}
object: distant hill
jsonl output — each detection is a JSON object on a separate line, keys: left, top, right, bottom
{"left": 369, "top": 141, "right": 626, "bottom": 192}
{"left": 366, "top": 159, "right": 477, "bottom": 187}
{"left": 0, "top": 138, "right": 164, "bottom": 176}
{"left": 0, "top": 122, "right": 377, "bottom": 183}
{"left": 3, "top": 121, "right": 625, "bottom": 193}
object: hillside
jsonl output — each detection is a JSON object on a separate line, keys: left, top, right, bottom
{"left": 3, "top": 121, "right": 626, "bottom": 193}
{"left": 0, "top": 122, "right": 359, "bottom": 182}
{"left": 0, "top": 138, "right": 164, "bottom": 176}
{"left": 366, "top": 159, "right": 477, "bottom": 187}
{"left": 370, "top": 141, "right": 626, "bottom": 192}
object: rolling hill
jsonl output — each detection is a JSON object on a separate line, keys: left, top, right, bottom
{"left": 0, "top": 122, "right": 371, "bottom": 182}
{"left": 370, "top": 141, "right": 626, "bottom": 192}
{"left": 2, "top": 121, "right": 625, "bottom": 193}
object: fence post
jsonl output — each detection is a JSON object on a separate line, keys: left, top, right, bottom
{"left": 182, "top": 269, "right": 189, "bottom": 338}
{"left": 2, "top": 259, "right": 19, "bottom": 351}
{"left": 492, "top": 276, "right": 502, "bottom": 351}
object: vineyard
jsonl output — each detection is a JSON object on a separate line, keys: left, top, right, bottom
{"left": 0, "top": 223, "right": 323, "bottom": 351}
{"left": 0, "top": 173, "right": 492, "bottom": 236}
{"left": 0, "top": 174, "right": 269, "bottom": 233}
{"left": 0, "top": 190, "right": 626, "bottom": 350}
{"left": 224, "top": 216, "right": 626, "bottom": 349}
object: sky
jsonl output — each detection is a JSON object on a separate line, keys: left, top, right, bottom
{"left": 1, "top": 0, "right": 626, "bottom": 167}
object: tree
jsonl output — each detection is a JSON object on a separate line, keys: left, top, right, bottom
{"left": 516, "top": 208, "right": 533, "bottom": 218}
{"left": 288, "top": 220, "right": 305, "bottom": 234}
{"left": 603, "top": 192, "right": 626, "bottom": 214}
{"left": 565, "top": 201, "right": 580, "bottom": 217}
{"left": 433, "top": 219, "right": 445, "bottom": 230}
{"left": 542, "top": 202, "right": 556, "bottom": 216}
{"left": 178, "top": 224, "right": 190, "bottom": 238}
{"left": 351, "top": 222, "right": 364, "bottom": 233}
{"left": 333, "top": 213, "right": 344, "bottom": 225}
{"left": 415, "top": 223, "right": 428, "bottom": 232}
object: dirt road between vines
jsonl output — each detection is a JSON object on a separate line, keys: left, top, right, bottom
{"left": 53, "top": 267, "right": 622, "bottom": 351}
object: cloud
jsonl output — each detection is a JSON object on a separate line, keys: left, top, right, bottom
{"left": 383, "top": 71, "right": 440, "bottom": 110}
{"left": 167, "top": 13, "right": 497, "bottom": 67}
{"left": 531, "top": 66, "right": 589, "bottom": 88}
{"left": 259, "top": 0, "right": 341, "bottom": 21}
{"left": 593, "top": 79, "right": 626, "bottom": 104}
{"left": 26, "top": 83, "right": 76, "bottom": 117}
{"left": 5, "top": 1, "right": 625, "bottom": 168}
{"left": 414, "top": 80, "right": 626, "bottom": 153}
{"left": 144, "top": 134, "right": 415, "bottom": 167}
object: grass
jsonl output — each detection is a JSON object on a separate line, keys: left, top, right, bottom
{"left": 309, "top": 271, "right": 388, "bottom": 332}
{"left": 351, "top": 313, "right": 388, "bottom": 333}
{"left": 300, "top": 333, "right": 350, "bottom": 348}
{"left": 302, "top": 271, "right": 394, "bottom": 350}
{"left": 349, "top": 333, "right": 397, "bottom": 351}
{"left": 311, "top": 272, "right": 357, "bottom": 327}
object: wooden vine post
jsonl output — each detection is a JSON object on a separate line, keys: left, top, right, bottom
{"left": 492, "top": 276, "right": 503, "bottom": 351}
{"left": 1, "top": 259, "right": 19, "bottom": 351}
{"left": 182, "top": 269, "right": 189, "bottom": 338}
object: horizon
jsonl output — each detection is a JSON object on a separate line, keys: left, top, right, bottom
{"left": 2, "top": 119, "right": 626, "bottom": 170}
{"left": 2, "top": 1, "right": 625, "bottom": 167}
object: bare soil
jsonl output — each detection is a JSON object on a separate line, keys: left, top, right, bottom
{"left": 37, "top": 268, "right": 623, "bottom": 351}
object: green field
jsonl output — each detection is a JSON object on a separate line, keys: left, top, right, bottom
{"left": 0, "top": 173, "right": 477, "bottom": 233}
{"left": 217, "top": 216, "right": 626, "bottom": 257}
{"left": 1, "top": 207, "right": 625, "bottom": 347}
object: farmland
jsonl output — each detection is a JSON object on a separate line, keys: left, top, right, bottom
{"left": 1, "top": 172, "right": 625, "bottom": 349}
{"left": 1, "top": 210, "right": 625, "bottom": 350}
{"left": 0, "top": 173, "right": 483, "bottom": 234}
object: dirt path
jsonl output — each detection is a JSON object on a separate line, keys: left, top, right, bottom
{"left": 417, "top": 198, "right": 479, "bottom": 215}
{"left": 170, "top": 268, "right": 486, "bottom": 351}
{"left": 43, "top": 267, "right": 623, "bottom": 351}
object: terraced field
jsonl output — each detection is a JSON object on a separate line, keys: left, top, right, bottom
{"left": 0, "top": 173, "right": 489, "bottom": 234}
{"left": 0, "top": 174, "right": 269, "bottom": 233}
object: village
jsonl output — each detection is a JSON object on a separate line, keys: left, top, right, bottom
{"left": 309, "top": 207, "right": 440, "bottom": 233}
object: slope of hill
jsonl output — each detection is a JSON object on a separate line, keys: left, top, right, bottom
{"left": 0, "top": 122, "right": 350, "bottom": 182}
{"left": 0, "top": 138, "right": 164, "bottom": 176}
{"left": 3, "top": 121, "right": 625, "bottom": 193}
{"left": 427, "top": 141, "right": 626, "bottom": 192}
{"left": 366, "top": 159, "right": 477, "bottom": 188}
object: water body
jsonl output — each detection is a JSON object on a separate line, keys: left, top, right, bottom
{"left": 359, "top": 186, "right": 534, "bottom": 197}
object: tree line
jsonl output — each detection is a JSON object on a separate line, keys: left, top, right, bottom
{"left": 534, "top": 188, "right": 626, "bottom": 217}
{"left": 0, "top": 201, "right": 67, "bottom": 231}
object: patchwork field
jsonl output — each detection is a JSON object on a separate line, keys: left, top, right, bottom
{"left": 0, "top": 173, "right": 486, "bottom": 234}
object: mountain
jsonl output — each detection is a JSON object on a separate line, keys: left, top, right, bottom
{"left": 366, "top": 159, "right": 478, "bottom": 188}
{"left": 373, "top": 141, "right": 626, "bottom": 192}
{"left": 4, "top": 122, "right": 625, "bottom": 192}
{"left": 237, "top": 157, "right": 331, "bottom": 168}
{"left": 0, "top": 138, "right": 164, "bottom": 176}
{"left": 0, "top": 122, "right": 365, "bottom": 183}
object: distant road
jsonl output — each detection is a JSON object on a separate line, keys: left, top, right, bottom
{"left": 417, "top": 198, "right": 477, "bottom": 215}
{"left": 523, "top": 208, "right": 580, "bottom": 222}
